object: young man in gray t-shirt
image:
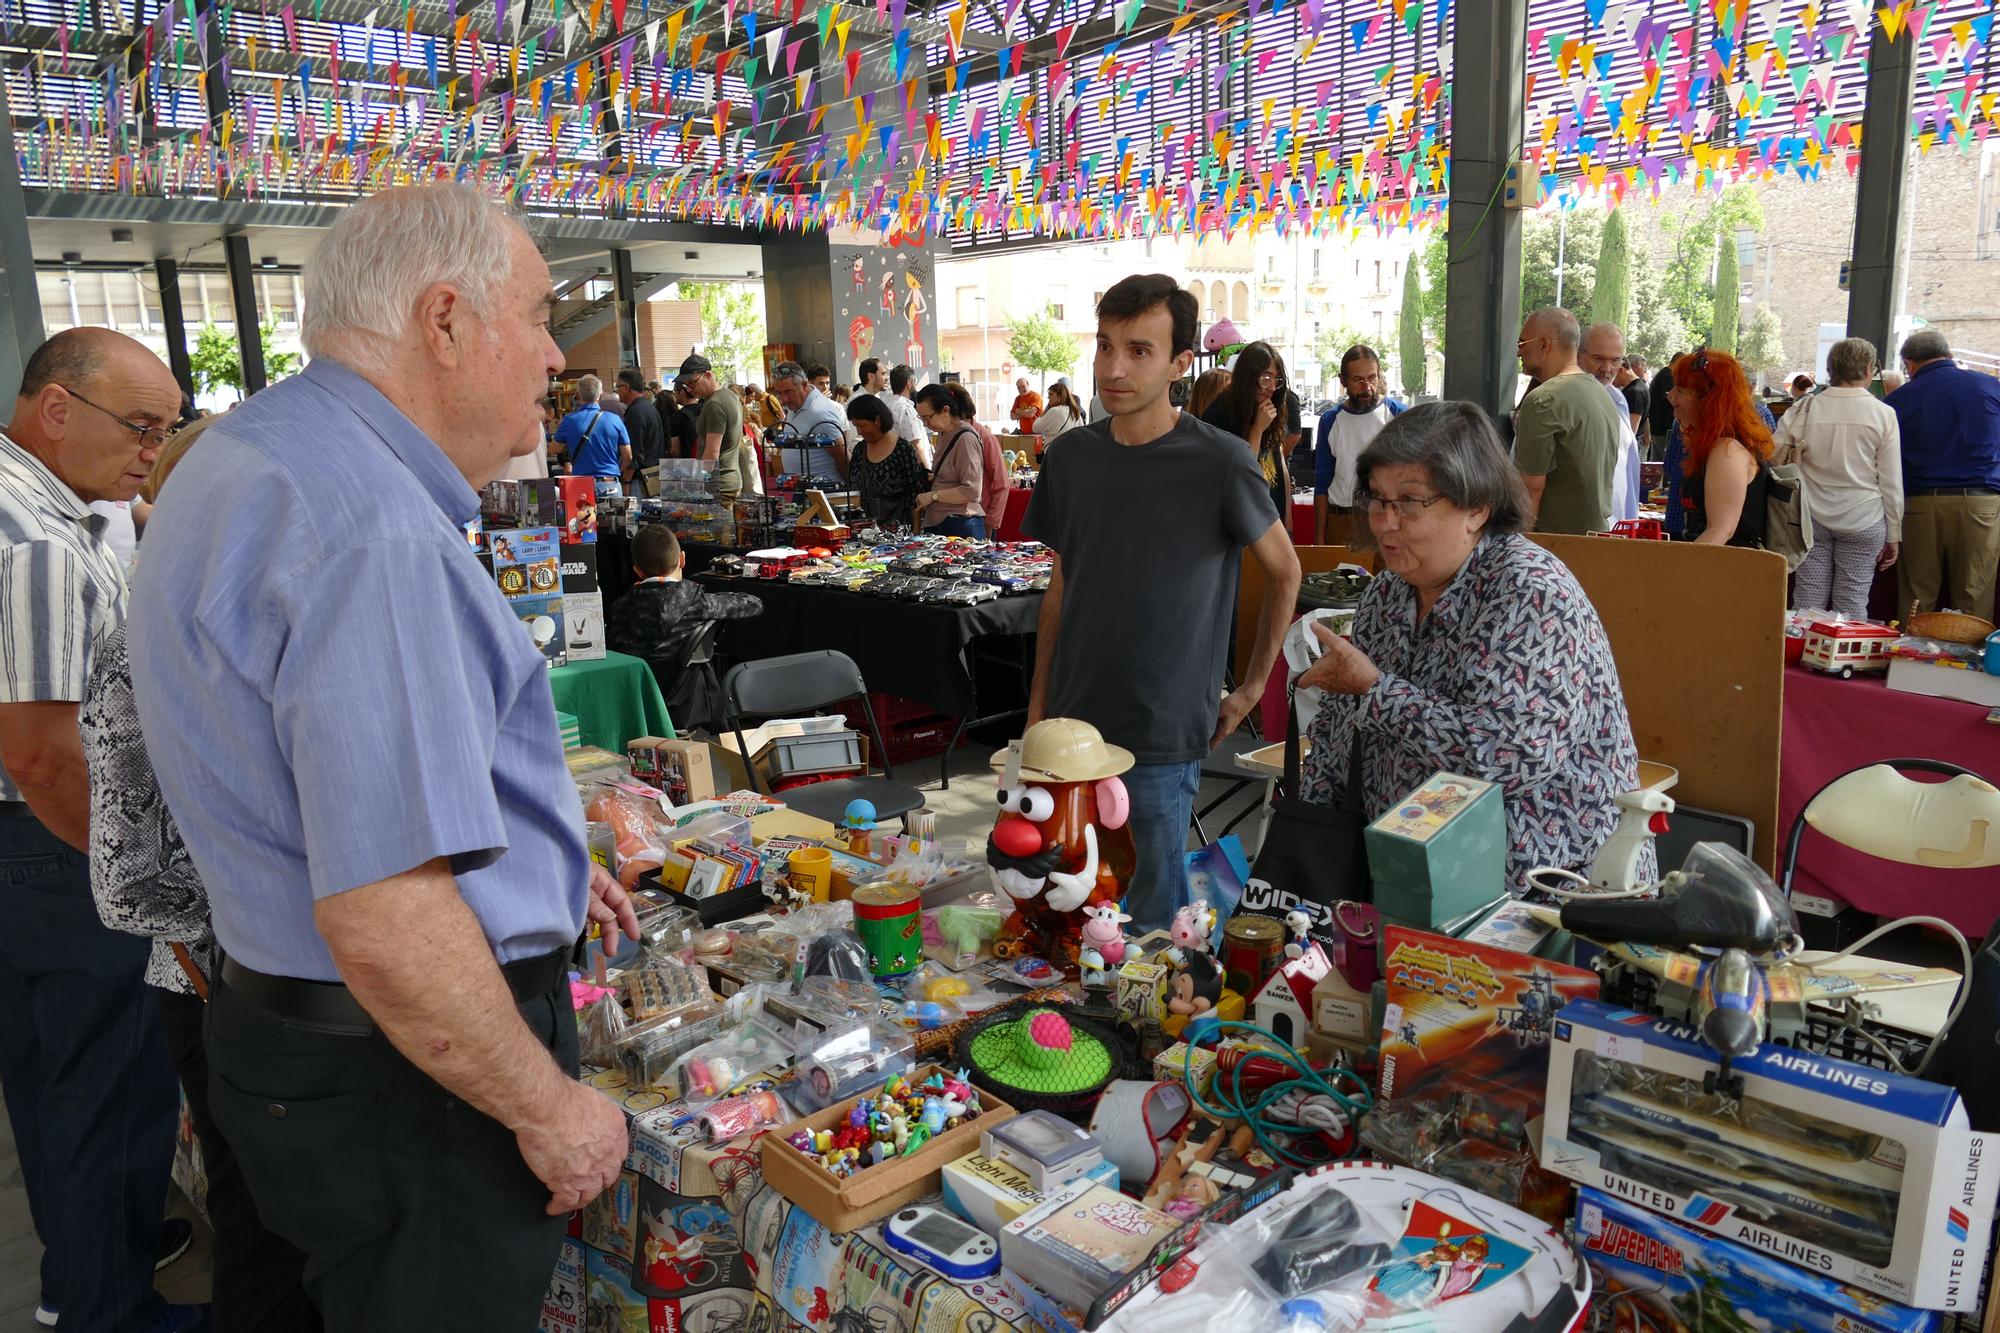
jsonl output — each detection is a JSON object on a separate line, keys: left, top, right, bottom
{"left": 1021, "top": 275, "right": 1302, "bottom": 931}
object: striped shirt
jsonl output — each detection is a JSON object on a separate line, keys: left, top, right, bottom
{"left": 0, "top": 431, "right": 129, "bottom": 801}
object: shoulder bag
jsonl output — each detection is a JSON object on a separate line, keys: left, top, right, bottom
{"left": 1763, "top": 397, "right": 1816, "bottom": 571}
{"left": 1248, "top": 690, "right": 1373, "bottom": 945}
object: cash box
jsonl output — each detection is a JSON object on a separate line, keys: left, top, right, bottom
{"left": 1544, "top": 999, "right": 1996, "bottom": 1310}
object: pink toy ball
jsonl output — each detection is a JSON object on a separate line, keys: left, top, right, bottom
{"left": 1019, "top": 1010, "right": 1073, "bottom": 1068}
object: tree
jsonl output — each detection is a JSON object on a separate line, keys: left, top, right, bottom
{"left": 1417, "top": 228, "right": 1449, "bottom": 353}
{"left": 1311, "top": 321, "right": 1371, "bottom": 378}
{"left": 1587, "top": 209, "right": 1633, "bottom": 334}
{"left": 1656, "top": 184, "right": 1764, "bottom": 342}
{"left": 1738, "top": 303, "right": 1785, "bottom": 381}
{"left": 1711, "top": 238, "right": 1740, "bottom": 353}
{"left": 1520, "top": 209, "right": 1603, "bottom": 319}
{"left": 671, "top": 281, "right": 766, "bottom": 384}
{"left": 187, "top": 322, "right": 301, "bottom": 400}
{"left": 1008, "top": 304, "right": 1081, "bottom": 384}
{"left": 1397, "top": 263, "right": 1427, "bottom": 397}
{"left": 1626, "top": 259, "right": 1691, "bottom": 367}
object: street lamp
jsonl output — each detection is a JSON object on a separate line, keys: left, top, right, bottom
{"left": 974, "top": 294, "right": 991, "bottom": 419}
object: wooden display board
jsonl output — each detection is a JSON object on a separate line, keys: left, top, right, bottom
{"left": 1239, "top": 537, "right": 1787, "bottom": 872}
{"left": 1233, "top": 544, "right": 1377, "bottom": 686}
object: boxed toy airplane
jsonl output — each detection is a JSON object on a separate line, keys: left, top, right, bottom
{"left": 1544, "top": 999, "right": 1996, "bottom": 1310}
{"left": 1575, "top": 1186, "right": 1940, "bottom": 1333}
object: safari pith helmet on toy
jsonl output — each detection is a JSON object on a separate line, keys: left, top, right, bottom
{"left": 990, "top": 718, "right": 1135, "bottom": 785}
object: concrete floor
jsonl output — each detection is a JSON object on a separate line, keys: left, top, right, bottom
{"left": 0, "top": 737, "right": 1270, "bottom": 1326}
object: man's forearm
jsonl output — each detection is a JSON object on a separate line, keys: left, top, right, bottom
{"left": 1313, "top": 494, "right": 1329, "bottom": 545}
{"left": 1244, "top": 551, "right": 1302, "bottom": 699}
{"left": 1521, "top": 474, "right": 1547, "bottom": 525}
{"left": 318, "top": 862, "right": 569, "bottom": 1133}
{"left": 0, "top": 705, "right": 93, "bottom": 850}
{"left": 1027, "top": 584, "right": 1063, "bottom": 724}
{"left": 702, "top": 432, "right": 722, "bottom": 462}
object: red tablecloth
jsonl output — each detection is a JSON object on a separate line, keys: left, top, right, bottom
{"left": 994, "top": 486, "right": 1033, "bottom": 543}
{"left": 1291, "top": 499, "right": 1315, "bottom": 544}
{"left": 1780, "top": 663, "right": 2000, "bottom": 936}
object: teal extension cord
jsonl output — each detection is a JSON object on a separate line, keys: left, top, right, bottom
{"left": 1178, "top": 1018, "right": 1375, "bottom": 1169}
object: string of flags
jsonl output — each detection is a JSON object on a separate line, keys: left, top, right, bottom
{"left": 5, "top": 0, "right": 1997, "bottom": 241}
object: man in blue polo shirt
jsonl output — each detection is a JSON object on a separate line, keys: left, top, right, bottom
{"left": 1888, "top": 329, "right": 2000, "bottom": 622}
{"left": 130, "top": 184, "right": 639, "bottom": 1326}
{"left": 553, "top": 372, "right": 630, "bottom": 479}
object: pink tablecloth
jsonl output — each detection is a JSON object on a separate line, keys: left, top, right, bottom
{"left": 1780, "top": 664, "right": 2000, "bottom": 936}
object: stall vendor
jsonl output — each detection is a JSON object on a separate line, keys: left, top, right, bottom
{"left": 1295, "top": 402, "right": 1648, "bottom": 887}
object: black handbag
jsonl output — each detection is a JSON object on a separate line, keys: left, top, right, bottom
{"left": 1246, "top": 692, "right": 1373, "bottom": 945}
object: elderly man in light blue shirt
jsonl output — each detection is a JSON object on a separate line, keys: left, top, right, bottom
{"left": 768, "top": 358, "right": 852, "bottom": 485}
{"left": 129, "top": 183, "right": 639, "bottom": 1328}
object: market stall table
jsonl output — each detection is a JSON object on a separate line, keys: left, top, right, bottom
{"left": 549, "top": 651, "right": 676, "bottom": 752}
{"left": 993, "top": 486, "right": 1035, "bottom": 543}
{"left": 1780, "top": 663, "right": 2000, "bottom": 937}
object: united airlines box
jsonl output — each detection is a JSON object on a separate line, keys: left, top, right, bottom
{"left": 1544, "top": 999, "right": 1996, "bottom": 1310}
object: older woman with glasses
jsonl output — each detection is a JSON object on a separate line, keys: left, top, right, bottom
{"left": 1295, "top": 402, "right": 1649, "bottom": 889}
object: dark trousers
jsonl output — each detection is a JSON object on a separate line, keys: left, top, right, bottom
{"left": 204, "top": 975, "right": 578, "bottom": 1331}
{"left": 156, "top": 988, "right": 322, "bottom": 1333}
{"left": 0, "top": 810, "right": 177, "bottom": 1332}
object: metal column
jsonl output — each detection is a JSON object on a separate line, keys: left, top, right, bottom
{"left": 0, "top": 79, "right": 46, "bottom": 398}
{"left": 222, "top": 233, "right": 268, "bottom": 395}
{"left": 155, "top": 255, "right": 197, "bottom": 408}
{"left": 1846, "top": 22, "right": 1915, "bottom": 364}
{"left": 1440, "top": 0, "right": 1527, "bottom": 423}
{"left": 610, "top": 246, "right": 641, "bottom": 372}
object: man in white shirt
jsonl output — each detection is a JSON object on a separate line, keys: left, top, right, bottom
{"left": 871, "top": 361, "right": 929, "bottom": 464}
{"left": 1312, "top": 345, "right": 1403, "bottom": 544}
{"left": 1580, "top": 323, "right": 1645, "bottom": 524}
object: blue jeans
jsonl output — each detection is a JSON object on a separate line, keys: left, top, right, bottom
{"left": 1121, "top": 760, "right": 1200, "bottom": 934}
{"left": 0, "top": 810, "right": 177, "bottom": 1331}
{"left": 926, "top": 514, "right": 988, "bottom": 539}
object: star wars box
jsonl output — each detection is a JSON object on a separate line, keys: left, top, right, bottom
{"left": 1544, "top": 999, "right": 1997, "bottom": 1310}
{"left": 559, "top": 542, "right": 600, "bottom": 594}
{"left": 510, "top": 594, "right": 568, "bottom": 667}
{"left": 1574, "top": 1187, "right": 1941, "bottom": 1333}
{"left": 492, "top": 526, "right": 563, "bottom": 599}
{"left": 563, "top": 593, "right": 606, "bottom": 662}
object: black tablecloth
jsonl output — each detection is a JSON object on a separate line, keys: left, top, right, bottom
{"left": 694, "top": 574, "right": 1043, "bottom": 718}
{"left": 600, "top": 530, "right": 746, "bottom": 607}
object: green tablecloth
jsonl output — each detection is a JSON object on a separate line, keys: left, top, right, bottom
{"left": 548, "top": 651, "right": 675, "bottom": 752}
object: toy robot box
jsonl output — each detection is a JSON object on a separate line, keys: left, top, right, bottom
{"left": 1575, "top": 1187, "right": 1941, "bottom": 1333}
{"left": 1544, "top": 999, "right": 1996, "bottom": 1310}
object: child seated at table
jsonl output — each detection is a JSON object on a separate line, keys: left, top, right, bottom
{"left": 608, "top": 525, "right": 764, "bottom": 665}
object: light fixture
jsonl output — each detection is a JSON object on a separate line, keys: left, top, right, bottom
{"left": 61, "top": 250, "right": 81, "bottom": 264}
{"left": 110, "top": 228, "right": 133, "bottom": 244}
{"left": 259, "top": 255, "right": 278, "bottom": 268}
{"left": 684, "top": 249, "right": 700, "bottom": 259}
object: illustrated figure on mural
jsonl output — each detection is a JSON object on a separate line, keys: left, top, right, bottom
{"left": 880, "top": 269, "right": 897, "bottom": 316}
{"left": 851, "top": 254, "right": 867, "bottom": 292}
{"left": 902, "top": 267, "right": 929, "bottom": 365}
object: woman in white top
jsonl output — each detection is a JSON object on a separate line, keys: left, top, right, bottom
{"left": 1032, "top": 382, "right": 1085, "bottom": 440}
{"left": 1773, "top": 336, "right": 1903, "bottom": 616}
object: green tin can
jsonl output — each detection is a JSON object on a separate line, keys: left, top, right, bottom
{"left": 851, "top": 881, "right": 923, "bottom": 978}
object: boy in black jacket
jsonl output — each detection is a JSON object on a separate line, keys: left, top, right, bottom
{"left": 607, "top": 525, "right": 763, "bottom": 663}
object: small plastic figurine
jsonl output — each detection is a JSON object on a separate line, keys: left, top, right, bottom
{"left": 1168, "top": 901, "right": 1217, "bottom": 966}
{"left": 1283, "top": 908, "right": 1313, "bottom": 960}
{"left": 1167, "top": 953, "right": 1225, "bottom": 1018}
{"left": 1078, "top": 903, "right": 1132, "bottom": 974}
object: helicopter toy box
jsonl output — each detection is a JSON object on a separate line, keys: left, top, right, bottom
{"left": 1574, "top": 1187, "right": 1941, "bottom": 1333}
{"left": 1543, "top": 999, "right": 1996, "bottom": 1311}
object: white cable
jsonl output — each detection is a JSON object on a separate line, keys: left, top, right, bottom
{"left": 1523, "top": 865, "right": 1659, "bottom": 901}
{"left": 1807, "top": 914, "right": 1972, "bottom": 1078}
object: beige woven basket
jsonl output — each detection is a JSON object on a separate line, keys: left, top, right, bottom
{"left": 1908, "top": 605, "right": 1997, "bottom": 645}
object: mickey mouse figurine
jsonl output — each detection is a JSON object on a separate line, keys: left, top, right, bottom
{"left": 1167, "top": 953, "right": 1224, "bottom": 1019}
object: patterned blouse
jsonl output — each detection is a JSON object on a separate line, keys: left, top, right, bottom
{"left": 79, "top": 625, "right": 216, "bottom": 995}
{"left": 849, "top": 435, "right": 929, "bottom": 528}
{"left": 1300, "top": 532, "right": 1651, "bottom": 889}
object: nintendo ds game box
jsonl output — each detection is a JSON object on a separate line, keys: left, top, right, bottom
{"left": 1544, "top": 999, "right": 1996, "bottom": 1310}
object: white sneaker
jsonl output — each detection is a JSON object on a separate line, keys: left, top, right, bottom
{"left": 35, "top": 1303, "right": 58, "bottom": 1327}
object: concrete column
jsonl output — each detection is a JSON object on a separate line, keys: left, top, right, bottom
{"left": 610, "top": 246, "right": 641, "bottom": 372}
{"left": 155, "top": 255, "right": 197, "bottom": 406}
{"left": 0, "top": 79, "right": 46, "bottom": 397}
{"left": 1440, "top": 0, "right": 1527, "bottom": 423}
{"left": 222, "top": 233, "right": 267, "bottom": 395}
{"left": 1846, "top": 21, "right": 1915, "bottom": 364}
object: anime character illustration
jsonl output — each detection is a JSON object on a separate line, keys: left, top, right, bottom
{"left": 851, "top": 254, "right": 867, "bottom": 290}
{"left": 1435, "top": 1234, "right": 1503, "bottom": 1300}
{"left": 1371, "top": 1237, "right": 1453, "bottom": 1307}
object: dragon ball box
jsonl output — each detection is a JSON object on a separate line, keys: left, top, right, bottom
{"left": 491, "top": 525, "right": 563, "bottom": 600}
{"left": 1575, "top": 1186, "right": 1940, "bottom": 1333}
{"left": 1545, "top": 999, "right": 1996, "bottom": 1310}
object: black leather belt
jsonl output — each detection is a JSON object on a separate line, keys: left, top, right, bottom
{"left": 1908, "top": 486, "right": 2000, "bottom": 496}
{"left": 220, "top": 949, "right": 569, "bottom": 1034}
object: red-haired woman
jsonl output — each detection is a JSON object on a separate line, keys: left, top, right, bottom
{"left": 1667, "top": 348, "right": 1775, "bottom": 547}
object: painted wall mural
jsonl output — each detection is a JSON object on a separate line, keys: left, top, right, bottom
{"left": 831, "top": 243, "right": 937, "bottom": 386}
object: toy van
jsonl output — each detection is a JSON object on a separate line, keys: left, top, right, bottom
{"left": 1800, "top": 618, "right": 1898, "bottom": 679}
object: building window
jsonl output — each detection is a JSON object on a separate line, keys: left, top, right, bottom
{"left": 1050, "top": 303, "right": 1065, "bottom": 321}
{"left": 1374, "top": 260, "right": 1382, "bottom": 288}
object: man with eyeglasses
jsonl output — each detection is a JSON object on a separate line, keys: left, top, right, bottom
{"left": 1513, "top": 307, "right": 1622, "bottom": 535}
{"left": 0, "top": 327, "right": 204, "bottom": 1332}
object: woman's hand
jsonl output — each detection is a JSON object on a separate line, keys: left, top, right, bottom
{"left": 1254, "top": 398, "right": 1279, "bottom": 439}
{"left": 1296, "top": 622, "right": 1382, "bottom": 695}
{"left": 1877, "top": 540, "right": 1900, "bottom": 571}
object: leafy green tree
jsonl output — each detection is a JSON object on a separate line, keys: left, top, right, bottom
{"left": 1397, "top": 263, "right": 1427, "bottom": 397}
{"left": 187, "top": 322, "right": 301, "bottom": 400}
{"left": 671, "top": 281, "right": 766, "bottom": 384}
{"left": 1311, "top": 321, "right": 1372, "bottom": 377}
{"left": 1656, "top": 184, "right": 1764, "bottom": 342}
{"left": 1738, "top": 303, "right": 1785, "bottom": 380}
{"left": 1417, "top": 228, "right": 1449, "bottom": 352}
{"left": 1588, "top": 209, "right": 1633, "bottom": 334}
{"left": 1627, "top": 259, "right": 1692, "bottom": 368}
{"left": 1711, "top": 238, "right": 1741, "bottom": 353}
{"left": 1520, "top": 209, "right": 1603, "bottom": 319}
{"left": 1008, "top": 304, "right": 1081, "bottom": 384}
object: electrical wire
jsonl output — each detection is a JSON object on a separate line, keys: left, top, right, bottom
{"left": 1522, "top": 865, "right": 1662, "bottom": 901}
{"left": 1804, "top": 913, "right": 1973, "bottom": 1078}
{"left": 1178, "top": 1018, "right": 1373, "bottom": 1170}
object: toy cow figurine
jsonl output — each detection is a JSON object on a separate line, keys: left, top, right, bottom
{"left": 986, "top": 719, "right": 1137, "bottom": 970}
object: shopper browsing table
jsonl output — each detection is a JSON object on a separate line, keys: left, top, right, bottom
{"left": 1773, "top": 338, "right": 1903, "bottom": 616}
{"left": 1513, "top": 307, "right": 1622, "bottom": 534}
{"left": 1888, "top": 329, "right": 2000, "bottom": 621}
{"left": 1201, "top": 340, "right": 1300, "bottom": 521}
{"left": 1024, "top": 275, "right": 1301, "bottom": 932}
{"left": 0, "top": 328, "right": 198, "bottom": 1333}
{"left": 128, "top": 184, "right": 640, "bottom": 1331}
{"left": 1667, "top": 348, "right": 1774, "bottom": 549}
{"left": 1011, "top": 378, "right": 1045, "bottom": 434}
{"left": 1296, "top": 403, "right": 1648, "bottom": 889}
{"left": 679, "top": 354, "right": 755, "bottom": 503}
{"left": 616, "top": 368, "right": 666, "bottom": 488}
{"left": 845, "top": 394, "right": 929, "bottom": 527}
{"left": 913, "top": 383, "right": 989, "bottom": 538}
{"left": 1313, "top": 343, "right": 1403, "bottom": 545}
{"left": 769, "top": 359, "right": 852, "bottom": 485}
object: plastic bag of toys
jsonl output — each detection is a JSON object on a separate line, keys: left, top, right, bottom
{"left": 577, "top": 987, "right": 631, "bottom": 1069}
{"left": 583, "top": 783, "right": 669, "bottom": 889}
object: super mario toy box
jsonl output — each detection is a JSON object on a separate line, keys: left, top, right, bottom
{"left": 1544, "top": 1000, "right": 1996, "bottom": 1311}
{"left": 1574, "top": 1187, "right": 1940, "bottom": 1333}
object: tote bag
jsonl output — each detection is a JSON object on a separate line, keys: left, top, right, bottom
{"left": 1248, "top": 694, "right": 1372, "bottom": 945}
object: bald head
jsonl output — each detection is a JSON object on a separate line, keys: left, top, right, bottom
{"left": 1579, "top": 322, "right": 1627, "bottom": 385}
{"left": 1518, "top": 307, "right": 1581, "bottom": 381}
{"left": 9, "top": 328, "right": 182, "bottom": 502}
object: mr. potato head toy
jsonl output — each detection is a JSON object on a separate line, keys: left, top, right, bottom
{"left": 985, "top": 720, "right": 1137, "bottom": 971}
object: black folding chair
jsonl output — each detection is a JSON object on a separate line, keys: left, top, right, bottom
{"left": 723, "top": 650, "right": 928, "bottom": 828}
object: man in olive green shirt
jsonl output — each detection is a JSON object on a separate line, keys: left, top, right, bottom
{"left": 677, "top": 353, "right": 751, "bottom": 501}
{"left": 1513, "top": 307, "right": 1620, "bottom": 534}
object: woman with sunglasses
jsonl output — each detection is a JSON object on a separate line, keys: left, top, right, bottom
{"left": 1667, "top": 348, "right": 1774, "bottom": 549}
{"left": 1291, "top": 403, "right": 1647, "bottom": 891}
{"left": 1201, "top": 341, "right": 1300, "bottom": 520}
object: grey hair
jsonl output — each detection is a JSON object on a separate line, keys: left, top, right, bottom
{"left": 1899, "top": 329, "right": 1951, "bottom": 364}
{"left": 1826, "top": 337, "right": 1878, "bottom": 386}
{"left": 770, "top": 360, "right": 808, "bottom": 384}
{"left": 301, "top": 184, "right": 532, "bottom": 376}
{"left": 576, "top": 374, "right": 602, "bottom": 400}
{"left": 1528, "top": 307, "right": 1582, "bottom": 351}
{"left": 1581, "top": 321, "right": 1624, "bottom": 350}
{"left": 1354, "top": 401, "right": 1532, "bottom": 541}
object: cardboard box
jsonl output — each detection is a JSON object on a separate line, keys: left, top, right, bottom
{"left": 516, "top": 476, "right": 562, "bottom": 526}
{"left": 559, "top": 542, "right": 600, "bottom": 595}
{"left": 1152, "top": 1043, "right": 1215, "bottom": 1095}
{"left": 492, "top": 525, "right": 563, "bottom": 599}
{"left": 757, "top": 1064, "right": 1015, "bottom": 1232}
{"left": 557, "top": 476, "right": 600, "bottom": 543}
{"left": 537, "top": 1237, "right": 584, "bottom": 1332}
{"left": 943, "top": 1151, "right": 1121, "bottom": 1238}
{"left": 1365, "top": 772, "right": 1506, "bottom": 930}
{"left": 627, "top": 738, "right": 716, "bottom": 806}
{"left": 509, "top": 594, "right": 568, "bottom": 667}
{"left": 561, "top": 593, "right": 605, "bottom": 662}
{"left": 580, "top": 1169, "right": 642, "bottom": 1257}
{"left": 1575, "top": 1186, "right": 1941, "bottom": 1333}
{"left": 1887, "top": 657, "right": 2000, "bottom": 709}
{"left": 1544, "top": 999, "right": 1997, "bottom": 1310}
{"left": 1112, "top": 961, "right": 1168, "bottom": 1028}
